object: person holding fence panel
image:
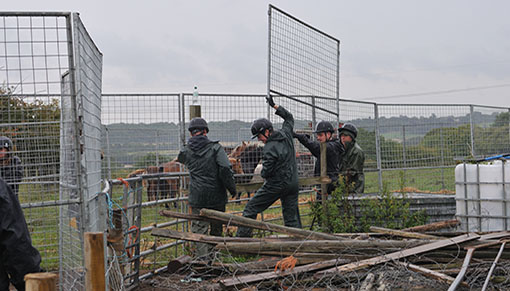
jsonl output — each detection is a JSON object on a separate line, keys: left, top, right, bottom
{"left": 0, "top": 177, "right": 42, "bottom": 291}
{"left": 236, "top": 96, "right": 302, "bottom": 237}
{"left": 293, "top": 121, "right": 344, "bottom": 199}
{"left": 0, "top": 136, "right": 23, "bottom": 199}
{"left": 338, "top": 123, "right": 365, "bottom": 193}
{"left": 177, "top": 117, "right": 237, "bottom": 259}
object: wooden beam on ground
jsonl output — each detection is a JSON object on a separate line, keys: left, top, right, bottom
{"left": 216, "top": 239, "right": 429, "bottom": 254}
{"left": 25, "top": 273, "right": 57, "bottom": 291}
{"left": 84, "top": 232, "right": 106, "bottom": 291}
{"left": 315, "top": 233, "right": 480, "bottom": 276}
{"left": 199, "top": 209, "right": 343, "bottom": 240}
{"left": 159, "top": 210, "right": 224, "bottom": 223}
{"left": 167, "top": 255, "right": 192, "bottom": 274}
{"left": 219, "top": 257, "right": 349, "bottom": 289}
{"left": 369, "top": 226, "right": 442, "bottom": 240}
{"left": 403, "top": 219, "right": 460, "bottom": 233}
{"left": 151, "top": 228, "right": 280, "bottom": 244}
{"left": 395, "top": 262, "right": 466, "bottom": 287}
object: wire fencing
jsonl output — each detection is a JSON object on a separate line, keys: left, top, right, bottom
{"left": 1, "top": 12, "right": 103, "bottom": 291}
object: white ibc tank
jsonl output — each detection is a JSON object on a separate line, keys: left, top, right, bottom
{"left": 455, "top": 161, "right": 510, "bottom": 231}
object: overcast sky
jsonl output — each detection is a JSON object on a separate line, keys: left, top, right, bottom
{"left": 5, "top": 0, "right": 510, "bottom": 107}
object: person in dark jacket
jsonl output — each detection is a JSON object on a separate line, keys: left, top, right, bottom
{"left": 237, "top": 96, "right": 302, "bottom": 237}
{"left": 338, "top": 123, "right": 365, "bottom": 193}
{"left": 0, "top": 177, "right": 41, "bottom": 291}
{"left": 177, "top": 117, "right": 237, "bottom": 258}
{"left": 293, "top": 121, "right": 344, "bottom": 198}
{"left": 0, "top": 136, "right": 23, "bottom": 199}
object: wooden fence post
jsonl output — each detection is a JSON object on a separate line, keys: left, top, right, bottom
{"left": 85, "top": 232, "right": 106, "bottom": 291}
{"left": 25, "top": 273, "right": 57, "bottom": 291}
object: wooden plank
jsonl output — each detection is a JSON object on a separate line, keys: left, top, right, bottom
{"left": 403, "top": 219, "right": 460, "bottom": 232}
{"left": 316, "top": 233, "right": 480, "bottom": 276}
{"left": 167, "top": 255, "right": 192, "bottom": 274}
{"left": 447, "top": 248, "right": 475, "bottom": 291}
{"left": 395, "top": 262, "right": 465, "bottom": 286}
{"left": 200, "top": 209, "right": 343, "bottom": 240}
{"left": 369, "top": 226, "right": 442, "bottom": 240}
{"left": 219, "top": 257, "right": 349, "bottom": 289}
{"left": 151, "top": 227, "right": 279, "bottom": 243}
{"left": 84, "top": 232, "right": 106, "bottom": 291}
{"left": 159, "top": 209, "right": 224, "bottom": 223}
{"left": 215, "top": 239, "right": 429, "bottom": 254}
{"left": 478, "top": 231, "right": 510, "bottom": 240}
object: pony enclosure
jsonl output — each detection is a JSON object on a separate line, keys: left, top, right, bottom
{"left": 2, "top": 8, "right": 510, "bottom": 291}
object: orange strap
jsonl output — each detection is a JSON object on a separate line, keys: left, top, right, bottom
{"left": 116, "top": 177, "right": 129, "bottom": 188}
{"left": 274, "top": 256, "right": 297, "bottom": 272}
{"left": 126, "top": 225, "right": 140, "bottom": 258}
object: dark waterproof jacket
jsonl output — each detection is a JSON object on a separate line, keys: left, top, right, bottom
{"left": 178, "top": 135, "right": 236, "bottom": 208}
{"left": 0, "top": 156, "right": 23, "bottom": 197}
{"left": 338, "top": 140, "right": 365, "bottom": 193}
{"left": 0, "top": 177, "right": 41, "bottom": 291}
{"left": 261, "top": 107, "right": 298, "bottom": 187}
{"left": 294, "top": 134, "right": 344, "bottom": 184}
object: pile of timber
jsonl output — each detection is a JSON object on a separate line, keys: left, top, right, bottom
{"left": 153, "top": 209, "right": 510, "bottom": 290}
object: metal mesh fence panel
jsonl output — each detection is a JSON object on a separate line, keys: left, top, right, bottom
{"left": 338, "top": 99, "right": 379, "bottom": 191}
{"left": 101, "top": 94, "right": 182, "bottom": 177}
{"left": 1, "top": 12, "right": 70, "bottom": 272}
{"left": 268, "top": 5, "right": 340, "bottom": 183}
{"left": 1, "top": 12, "right": 103, "bottom": 290}
{"left": 471, "top": 105, "right": 510, "bottom": 157}
{"left": 101, "top": 93, "right": 186, "bottom": 282}
{"left": 72, "top": 13, "right": 104, "bottom": 233}
{"left": 268, "top": 5, "right": 339, "bottom": 113}
{"left": 376, "top": 104, "right": 473, "bottom": 193}
{"left": 59, "top": 13, "right": 103, "bottom": 290}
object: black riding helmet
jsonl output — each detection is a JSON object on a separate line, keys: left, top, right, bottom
{"left": 0, "top": 136, "right": 13, "bottom": 159}
{"left": 314, "top": 121, "right": 335, "bottom": 134}
{"left": 0, "top": 136, "right": 13, "bottom": 150}
{"left": 251, "top": 118, "right": 273, "bottom": 139}
{"left": 338, "top": 123, "right": 358, "bottom": 139}
{"left": 188, "top": 117, "right": 209, "bottom": 134}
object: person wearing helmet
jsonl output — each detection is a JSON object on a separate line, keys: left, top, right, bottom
{"left": 0, "top": 136, "right": 23, "bottom": 198}
{"left": 0, "top": 176, "right": 42, "bottom": 290}
{"left": 338, "top": 123, "right": 365, "bottom": 193}
{"left": 177, "top": 117, "right": 237, "bottom": 259}
{"left": 237, "top": 96, "right": 302, "bottom": 237}
{"left": 293, "top": 120, "right": 344, "bottom": 198}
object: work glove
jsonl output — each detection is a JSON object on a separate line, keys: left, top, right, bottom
{"left": 266, "top": 95, "right": 276, "bottom": 107}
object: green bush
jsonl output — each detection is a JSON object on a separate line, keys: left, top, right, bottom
{"left": 310, "top": 176, "right": 427, "bottom": 233}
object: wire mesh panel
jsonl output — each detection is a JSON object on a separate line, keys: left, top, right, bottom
{"left": 101, "top": 93, "right": 186, "bottom": 284}
{"left": 0, "top": 12, "right": 70, "bottom": 272}
{"left": 59, "top": 13, "right": 103, "bottom": 290}
{"left": 1, "top": 12, "right": 103, "bottom": 290}
{"left": 471, "top": 105, "right": 510, "bottom": 157}
{"left": 72, "top": 13, "right": 104, "bottom": 233}
{"left": 376, "top": 104, "right": 473, "bottom": 193}
{"left": 268, "top": 5, "right": 339, "bottom": 122}
{"left": 101, "top": 94, "right": 181, "bottom": 177}
{"left": 268, "top": 5, "right": 340, "bottom": 180}
{"left": 337, "top": 99, "right": 378, "bottom": 191}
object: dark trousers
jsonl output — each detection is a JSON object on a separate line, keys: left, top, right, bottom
{"left": 191, "top": 204, "right": 225, "bottom": 258}
{"left": 237, "top": 181, "right": 301, "bottom": 237}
